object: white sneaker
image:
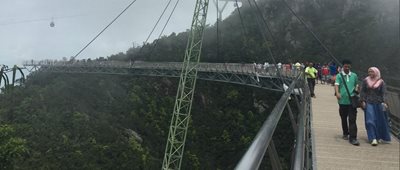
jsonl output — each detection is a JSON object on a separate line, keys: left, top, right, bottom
{"left": 371, "top": 139, "right": 378, "bottom": 146}
{"left": 378, "top": 139, "right": 391, "bottom": 144}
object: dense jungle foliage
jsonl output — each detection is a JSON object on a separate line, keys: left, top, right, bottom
{"left": 1, "top": 72, "right": 295, "bottom": 169}
{"left": 1, "top": 0, "right": 398, "bottom": 169}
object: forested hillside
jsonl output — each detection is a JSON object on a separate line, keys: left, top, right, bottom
{"left": 1, "top": 72, "right": 296, "bottom": 169}
{"left": 1, "top": 0, "right": 398, "bottom": 169}
{"left": 121, "top": 0, "right": 398, "bottom": 81}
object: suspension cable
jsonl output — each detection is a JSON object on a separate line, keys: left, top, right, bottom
{"left": 147, "top": 0, "right": 180, "bottom": 57}
{"left": 72, "top": 0, "right": 138, "bottom": 60}
{"left": 252, "top": 0, "right": 286, "bottom": 64}
{"left": 247, "top": 0, "right": 287, "bottom": 86}
{"left": 280, "top": 0, "right": 342, "bottom": 65}
{"left": 250, "top": 0, "right": 276, "bottom": 61}
{"left": 234, "top": 0, "right": 249, "bottom": 63}
{"left": 144, "top": 0, "right": 174, "bottom": 44}
{"left": 235, "top": 0, "right": 248, "bottom": 37}
{"left": 246, "top": 0, "right": 275, "bottom": 62}
{"left": 216, "top": 0, "right": 220, "bottom": 58}
{"left": 251, "top": 0, "right": 292, "bottom": 86}
{"left": 157, "top": 0, "right": 180, "bottom": 40}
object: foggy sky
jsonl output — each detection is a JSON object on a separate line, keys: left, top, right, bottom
{"left": 0, "top": 0, "right": 236, "bottom": 66}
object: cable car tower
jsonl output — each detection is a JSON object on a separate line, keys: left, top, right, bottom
{"left": 162, "top": 0, "right": 209, "bottom": 169}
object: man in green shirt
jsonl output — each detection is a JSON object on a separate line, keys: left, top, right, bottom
{"left": 334, "top": 59, "right": 360, "bottom": 146}
{"left": 305, "top": 62, "right": 318, "bottom": 97}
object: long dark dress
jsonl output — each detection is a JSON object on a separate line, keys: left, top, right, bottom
{"left": 360, "top": 80, "right": 391, "bottom": 142}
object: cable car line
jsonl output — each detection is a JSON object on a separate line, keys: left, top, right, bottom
{"left": 0, "top": 14, "right": 87, "bottom": 27}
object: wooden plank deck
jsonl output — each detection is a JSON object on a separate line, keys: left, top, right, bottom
{"left": 312, "top": 84, "right": 400, "bottom": 170}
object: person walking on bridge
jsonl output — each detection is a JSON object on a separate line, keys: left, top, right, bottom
{"left": 335, "top": 59, "right": 360, "bottom": 146}
{"left": 305, "top": 62, "right": 318, "bottom": 98}
{"left": 360, "top": 67, "right": 391, "bottom": 146}
{"left": 329, "top": 62, "right": 337, "bottom": 85}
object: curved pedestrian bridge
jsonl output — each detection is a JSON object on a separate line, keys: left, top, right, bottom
{"left": 312, "top": 84, "right": 399, "bottom": 169}
{"left": 23, "top": 61, "right": 299, "bottom": 92}
{"left": 20, "top": 60, "right": 399, "bottom": 169}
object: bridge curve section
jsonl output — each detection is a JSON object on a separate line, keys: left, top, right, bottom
{"left": 23, "top": 61, "right": 300, "bottom": 92}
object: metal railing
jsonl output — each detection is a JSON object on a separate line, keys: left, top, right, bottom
{"left": 235, "top": 73, "right": 314, "bottom": 170}
{"left": 386, "top": 89, "right": 400, "bottom": 139}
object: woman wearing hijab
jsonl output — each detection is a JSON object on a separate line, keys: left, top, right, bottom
{"left": 360, "top": 67, "right": 391, "bottom": 146}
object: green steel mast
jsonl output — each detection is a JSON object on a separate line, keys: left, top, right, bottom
{"left": 162, "top": 0, "right": 209, "bottom": 169}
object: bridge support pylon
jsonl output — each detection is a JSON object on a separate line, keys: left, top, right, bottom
{"left": 162, "top": 0, "right": 210, "bottom": 170}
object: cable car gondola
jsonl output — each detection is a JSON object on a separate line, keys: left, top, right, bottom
{"left": 50, "top": 18, "right": 55, "bottom": 27}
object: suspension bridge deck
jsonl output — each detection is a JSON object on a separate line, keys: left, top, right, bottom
{"left": 312, "top": 84, "right": 399, "bottom": 170}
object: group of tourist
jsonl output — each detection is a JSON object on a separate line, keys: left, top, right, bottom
{"left": 253, "top": 62, "right": 304, "bottom": 76}
{"left": 306, "top": 62, "right": 341, "bottom": 85}
{"left": 307, "top": 59, "right": 391, "bottom": 146}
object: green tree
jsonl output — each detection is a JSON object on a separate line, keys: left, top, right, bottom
{"left": 0, "top": 125, "right": 28, "bottom": 169}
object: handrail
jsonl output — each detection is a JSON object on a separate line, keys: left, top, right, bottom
{"left": 291, "top": 76, "right": 310, "bottom": 170}
{"left": 386, "top": 89, "right": 400, "bottom": 139}
{"left": 292, "top": 102, "right": 306, "bottom": 169}
{"left": 235, "top": 74, "right": 302, "bottom": 169}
